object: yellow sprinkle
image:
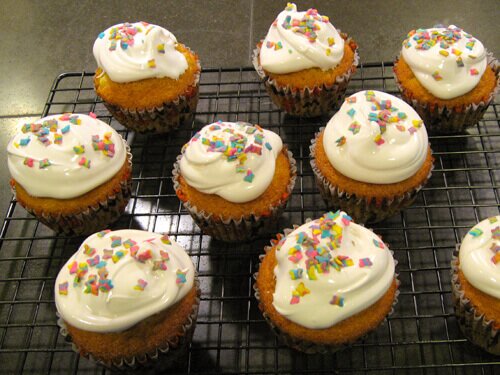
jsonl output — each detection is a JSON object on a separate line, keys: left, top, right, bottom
{"left": 147, "top": 59, "right": 156, "bottom": 68}
{"left": 295, "top": 282, "right": 310, "bottom": 296}
{"left": 328, "top": 37, "right": 335, "bottom": 46}
{"left": 307, "top": 267, "right": 317, "bottom": 280}
{"left": 326, "top": 48, "right": 331, "bottom": 56}
{"left": 412, "top": 119, "right": 423, "bottom": 128}
{"left": 332, "top": 224, "right": 342, "bottom": 237}
{"left": 439, "top": 50, "right": 449, "bottom": 57}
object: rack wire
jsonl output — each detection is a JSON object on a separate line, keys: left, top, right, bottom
{"left": 0, "top": 63, "right": 499, "bottom": 374}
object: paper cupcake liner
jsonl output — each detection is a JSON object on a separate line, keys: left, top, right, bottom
{"left": 309, "top": 129, "right": 433, "bottom": 224}
{"left": 172, "top": 149, "right": 297, "bottom": 242}
{"left": 394, "top": 53, "right": 499, "bottom": 134}
{"left": 450, "top": 249, "right": 499, "bottom": 355}
{"left": 253, "top": 33, "right": 359, "bottom": 117}
{"left": 253, "top": 223, "right": 400, "bottom": 354}
{"left": 57, "top": 278, "right": 200, "bottom": 371}
{"left": 16, "top": 149, "right": 133, "bottom": 237}
{"left": 98, "top": 53, "right": 201, "bottom": 134}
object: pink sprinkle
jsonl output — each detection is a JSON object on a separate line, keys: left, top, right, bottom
{"left": 89, "top": 112, "right": 97, "bottom": 119}
{"left": 130, "top": 245, "right": 139, "bottom": 257}
{"left": 68, "top": 261, "right": 78, "bottom": 274}
{"left": 359, "top": 258, "right": 373, "bottom": 267}
{"left": 290, "top": 295, "right": 300, "bottom": 305}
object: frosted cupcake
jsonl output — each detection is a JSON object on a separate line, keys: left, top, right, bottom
{"left": 253, "top": 3, "right": 358, "bottom": 117}
{"left": 93, "top": 22, "right": 200, "bottom": 133}
{"left": 394, "top": 25, "right": 498, "bottom": 133}
{"left": 172, "top": 121, "right": 296, "bottom": 242}
{"left": 55, "top": 230, "right": 199, "bottom": 369}
{"left": 310, "top": 90, "right": 434, "bottom": 223}
{"left": 7, "top": 113, "right": 132, "bottom": 236}
{"left": 255, "top": 211, "right": 398, "bottom": 353}
{"left": 451, "top": 217, "right": 500, "bottom": 355}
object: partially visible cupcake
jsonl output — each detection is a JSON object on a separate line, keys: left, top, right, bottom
{"left": 451, "top": 216, "right": 500, "bottom": 355}
{"left": 172, "top": 121, "right": 296, "bottom": 242}
{"left": 55, "top": 230, "right": 199, "bottom": 370}
{"left": 254, "top": 211, "right": 398, "bottom": 353}
{"left": 93, "top": 22, "right": 200, "bottom": 133}
{"left": 253, "top": 3, "right": 358, "bottom": 117}
{"left": 7, "top": 113, "right": 132, "bottom": 236}
{"left": 310, "top": 90, "right": 434, "bottom": 223}
{"left": 394, "top": 25, "right": 498, "bottom": 133}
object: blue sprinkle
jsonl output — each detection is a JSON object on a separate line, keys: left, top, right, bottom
{"left": 98, "top": 32, "right": 105, "bottom": 39}
{"left": 265, "top": 142, "right": 272, "bottom": 151}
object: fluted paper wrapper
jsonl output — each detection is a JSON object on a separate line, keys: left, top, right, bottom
{"left": 57, "top": 278, "right": 200, "bottom": 371}
{"left": 253, "top": 223, "right": 400, "bottom": 354}
{"left": 15, "top": 149, "right": 132, "bottom": 237}
{"left": 172, "top": 149, "right": 297, "bottom": 242}
{"left": 450, "top": 249, "right": 499, "bottom": 355}
{"left": 98, "top": 53, "right": 200, "bottom": 134}
{"left": 394, "top": 53, "right": 499, "bottom": 134}
{"left": 309, "top": 130, "right": 433, "bottom": 224}
{"left": 253, "top": 33, "right": 359, "bottom": 118}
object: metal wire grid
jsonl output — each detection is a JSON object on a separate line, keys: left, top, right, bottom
{"left": 0, "top": 62, "right": 499, "bottom": 374}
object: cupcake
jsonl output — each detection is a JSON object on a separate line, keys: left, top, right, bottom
{"left": 172, "top": 121, "right": 296, "bottom": 242}
{"left": 310, "top": 90, "right": 434, "bottom": 223}
{"left": 253, "top": 3, "right": 358, "bottom": 117}
{"left": 55, "top": 230, "right": 199, "bottom": 369}
{"left": 254, "top": 211, "right": 398, "bottom": 353}
{"left": 451, "top": 216, "right": 500, "bottom": 355}
{"left": 7, "top": 113, "right": 132, "bottom": 236}
{"left": 394, "top": 25, "right": 499, "bottom": 133}
{"left": 93, "top": 21, "right": 200, "bottom": 133}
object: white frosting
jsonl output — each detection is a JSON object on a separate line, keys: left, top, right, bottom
{"left": 179, "top": 121, "right": 283, "bottom": 203}
{"left": 459, "top": 216, "right": 500, "bottom": 299}
{"left": 323, "top": 90, "right": 428, "bottom": 184}
{"left": 260, "top": 3, "right": 344, "bottom": 74}
{"left": 7, "top": 114, "right": 127, "bottom": 199}
{"left": 55, "top": 230, "right": 195, "bottom": 332}
{"left": 93, "top": 21, "right": 188, "bottom": 83}
{"left": 272, "top": 211, "right": 395, "bottom": 329}
{"left": 401, "top": 25, "right": 487, "bottom": 99}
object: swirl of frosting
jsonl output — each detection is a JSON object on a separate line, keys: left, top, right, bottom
{"left": 179, "top": 121, "right": 283, "bottom": 203}
{"left": 272, "top": 211, "right": 395, "bottom": 329}
{"left": 459, "top": 216, "right": 500, "bottom": 299}
{"left": 323, "top": 90, "right": 428, "bottom": 184}
{"left": 401, "top": 25, "right": 488, "bottom": 99}
{"left": 260, "top": 3, "right": 344, "bottom": 74}
{"left": 93, "top": 21, "right": 188, "bottom": 83}
{"left": 7, "top": 114, "right": 127, "bottom": 199}
{"left": 55, "top": 230, "right": 195, "bottom": 332}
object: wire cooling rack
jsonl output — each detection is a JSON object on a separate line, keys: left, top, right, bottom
{"left": 0, "top": 63, "right": 499, "bottom": 374}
